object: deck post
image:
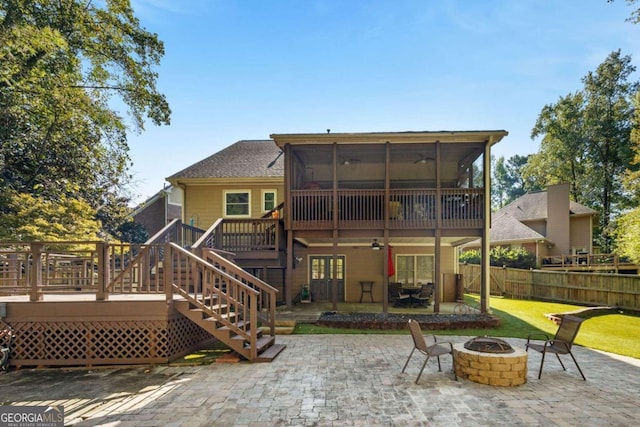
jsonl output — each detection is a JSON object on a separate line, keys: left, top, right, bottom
{"left": 29, "top": 242, "right": 43, "bottom": 301}
{"left": 164, "top": 243, "right": 174, "bottom": 301}
{"left": 96, "top": 242, "right": 109, "bottom": 301}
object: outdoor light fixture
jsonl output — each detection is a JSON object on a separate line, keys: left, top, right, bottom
{"left": 371, "top": 239, "right": 381, "bottom": 250}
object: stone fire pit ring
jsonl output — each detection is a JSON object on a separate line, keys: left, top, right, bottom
{"left": 453, "top": 340, "right": 528, "bottom": 387}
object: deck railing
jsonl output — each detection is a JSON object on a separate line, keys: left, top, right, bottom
{"left": 191, "top": 217, "right": 283, "bottom": 255}
{"left": 145, "top": 218, "right": 205, "bottom": 248}
{"left": 540, "top": 254, "right": 635, "bottom": 271}
{"left": 289, "top": 188, "right": 483, "bottom": 229}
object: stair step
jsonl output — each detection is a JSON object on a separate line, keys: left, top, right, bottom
{"left": 252, "top": 335, "right": 275, "bottom": 352}
{"left": 230, "top": 329, "right": 263, "bottom": 341}
{"left": 218, "top": 319, "right": 249, "bottom": 331}
{"left": 255, "top": 343, "right": 287, "bottom": 363}
{"left": 203, "top": 312, "right": 239, "bottom": 323}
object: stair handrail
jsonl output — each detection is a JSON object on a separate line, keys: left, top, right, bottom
{"left": 191, "top": 218, "right": 224, "bottom": 250}
{"left": 165, "top": 243, "right": 260, "bottom": 351}
{"left": 145, "top": 218, "right": 182, "bottom": 245}
{"left": 200, "top": 248, "right": 278, "bottom": 337}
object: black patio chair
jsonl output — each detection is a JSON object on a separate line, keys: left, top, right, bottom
{"left": 525, "top": 314, "right": 587, "bottom": 380}
{"left": 414, "top": 282, "right": 435, "bottom": 307}
{"left": 388, "top": 282, "right": 410, "bottom": 307}
{"left": 402, "top": 319, "right": 456, "bottom": 383}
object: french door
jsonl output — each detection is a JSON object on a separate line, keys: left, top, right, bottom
{"left": 309, "top": 255, "right": 345, "bottom": 302}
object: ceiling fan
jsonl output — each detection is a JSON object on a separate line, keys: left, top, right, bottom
{"left": 340, "top": 157, "right": 360, "bottom": 165}
{"left": 414, "top": 154, "right": 435, "bottom": 164}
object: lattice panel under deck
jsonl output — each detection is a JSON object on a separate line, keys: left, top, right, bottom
{"left": 7, "top": 317, "right": 214, "bottom": 366}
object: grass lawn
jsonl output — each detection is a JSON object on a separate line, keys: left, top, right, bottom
{"left": 294, "top": 295, "right": 640, "bottom": 359}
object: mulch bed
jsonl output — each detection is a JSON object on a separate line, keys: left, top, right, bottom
{"left": 317, "top": 312, "right": 501, "bottom": 330}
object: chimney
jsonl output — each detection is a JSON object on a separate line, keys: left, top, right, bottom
{"left": 547, "top": 183, "right": 570, "bottom": 255}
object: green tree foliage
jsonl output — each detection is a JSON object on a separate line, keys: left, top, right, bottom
{"left": 609, "top": 0, "right": 640, "bottom": 24}
{"left": 0, "top": 190, "right": 101, "bottom": 241}
{"left": 459, "top": 247, "right": 537, "bottom": 269}
{"left": 525, "top": 50, "right": 639, "bottom": 252}
{"left": 115, "top": 220, "right": 148, "bottom": 244}
{"left": 492, "top": 154, "right": 533, "bottom": 210}
{"left": 0, "top": 0, "right": 170, "bottom": 240}
{"left": 616, "top": 92, "right": 640, "bottom": 262}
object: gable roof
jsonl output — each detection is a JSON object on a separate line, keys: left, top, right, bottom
{"left": 167, "top": 140, "right": 283, "bottom": 181}
{"left": 499, "top": 190, "right": 596, "bottom": 221}
{"left": 489, "top": 211, "right": 545, "bottom": 242}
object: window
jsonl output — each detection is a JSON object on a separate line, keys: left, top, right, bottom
{"left": 395, "top": 255, "right": 434, "bottom": 285}
{"left": 262, "top": 190, "right": 276, "bottom": 212}
{"left": 224, "top": 191, "right": 250, "bottom": 217}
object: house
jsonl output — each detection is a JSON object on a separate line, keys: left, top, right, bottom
{"left": 132, "top": 185, "right": 183, "bottom": 238}
{"left": 462, "top": 183, "right": 597, "bottom": 266}
{"left": 0, "top": 130, "right": 507, "bottom": 368}
{"left": 168, "top": 130, "right": 508, "bottom": 313}
{"left": 167, "top": 140, "right": 286, "bottom": 291}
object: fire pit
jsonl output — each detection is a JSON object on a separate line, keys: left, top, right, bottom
{"left": 464, "top": 336, "right": 515, "bottom": 354}
{"left": 453, "top": 337, "right": 527, "bottom": 386}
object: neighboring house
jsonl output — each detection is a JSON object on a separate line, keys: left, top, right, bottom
{"left": 167, "top": 131, "right": 508, "bottom": 312}
{"left": 133, "top": 185, "right": 183, "bottom": 238}
{"left": 463, "top": 183, "right": 597, "bottom": 266}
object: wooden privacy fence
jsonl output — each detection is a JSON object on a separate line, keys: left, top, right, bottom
{"left": 459, "top": 263, "right": 640, "bottom": 310}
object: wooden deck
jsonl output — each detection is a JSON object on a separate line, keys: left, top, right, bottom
{"left": 0, "top": 239, "right": 282, "bottom": 367}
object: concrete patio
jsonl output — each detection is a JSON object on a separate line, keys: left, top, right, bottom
{"left": 1, "top": 334, "right": 638, "bottom": 426}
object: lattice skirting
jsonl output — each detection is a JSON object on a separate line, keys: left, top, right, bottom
{"left": 6, "top": 316, "right": 214, "bottom": 367}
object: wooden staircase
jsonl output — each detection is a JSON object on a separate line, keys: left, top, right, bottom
{"left": 140, "top": 220, "right": 286, "bottom": 362}
{"left": 172, "top": 294, "right": 285, "bottom": 362}
{"left": 158, "top": 243, "right": 284, "bottom": 362}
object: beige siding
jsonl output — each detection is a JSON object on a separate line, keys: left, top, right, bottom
{"left": 290, "top": 245, "right": 456, "bottom": 303}
{"left": 524, "top": 219, "right": 546, "bottom": 236}
{"left": 570, "top": 216, "right": 592, "bottom": 253}
{"left": 547, "top": 183, "right": 570, "bottom": 254}
{"left": 183, "top": 182, "right": 284, "bottom": 229}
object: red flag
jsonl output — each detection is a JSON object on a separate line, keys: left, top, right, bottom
{"left": 387, "top": 245, "right": 395, "bottom": 277}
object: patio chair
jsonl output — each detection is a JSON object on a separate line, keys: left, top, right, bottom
{"left": 525, "top": 314, "right": 586, "bottom": 380}
{"left": 414, "top": 282, "right": 435, "bottom": 307}
{"left": 388, "top": 282, "right": 410, "bottom": 307}
{"left": 402, "top": 319, "right": 457, "bottom": 384}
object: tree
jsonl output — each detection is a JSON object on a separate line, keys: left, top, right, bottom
{"left": 526, "top": 92, "right": 587, "bottom": 201}
{"left": 0, "top": 190, "right": 102, "bottom": 242}
{"left": 0, "top": 0, "right": 170, "bottom": 240}
{"left": 115, "top": 221, "right": 148, "bottom": 244}
{"left": 492, "top": 154, "right": 533, "bottom": 210}
{"left": 526, "top": 51, "right": 638, "bottom": 252}
{"left": 616, "top": 92, "right": 640, "bottom": 262}
{"left": 609, "top": 0, "right": 640, "bottom": 24}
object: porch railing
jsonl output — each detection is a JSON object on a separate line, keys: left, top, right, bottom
{"left": 289, "top": 188, "right": 483, "bottom": 230}
{"left": 191, "top": 217, "right": 284, "bottom": 256}
{"left": 541, "top": 253, "right": 636, "bottom": 271}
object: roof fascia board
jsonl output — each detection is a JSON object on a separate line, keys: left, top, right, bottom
{"left": 270, "top": 130, "right": 508, "bottom": 148}
{"left": 169, "top": 177, "right": 283, "bottom": 186}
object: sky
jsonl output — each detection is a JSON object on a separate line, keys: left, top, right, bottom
{"left": 125, "top": 0, "right": 640, "bottom": 205}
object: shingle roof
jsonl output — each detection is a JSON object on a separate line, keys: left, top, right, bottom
{"left": 167, "top": 140, "right": 283, "bottom": 180}
{"left": 499, "top": 191, "right": 596, "bottom": 221}
{"left": 490, "top": 211, "right": 545, "bottom": 242}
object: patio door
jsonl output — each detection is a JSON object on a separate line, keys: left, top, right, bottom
{"left": 309, "top": 256, "right": 345, "bottom": 302}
